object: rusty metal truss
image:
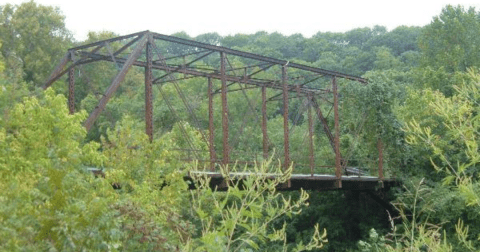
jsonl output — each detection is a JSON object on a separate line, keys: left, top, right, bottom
{"left": 43, "top": 30, "right": 388, "bottom": 189}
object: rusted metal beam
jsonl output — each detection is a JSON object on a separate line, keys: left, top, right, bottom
{"left": 310, "top": 97, "right": 336, "bottom": 152}
{"left": 208, "top": 77, "right": 216, "bottom": 171}
{"left": 145, "top": 35, "right": 154, "bottom": 142}
{"left": 157, "top": 49, "right": 211, "bottom": 62}
{"left": 282, "top": 65, "right": 290, "bottom": 173}
{"left": 211, "top": 64, "right": 276, "bottom": 95}
{"left": 69, "top": 31, "right": 147, "bottom": 51}
{"left": 221, "top": 52, "right": 229, "bottom": 169}
{"left": 152, "top": 51, "right": 214, "bottom": 83}
{"left": 84, "top": 34, "right": 147, "bottom": 131}
{"left": 68, "top": 67, "right": 75, "bottom": 114}
{"left": 43, "top": 52, "right": 70, "bottom": 89}
{"left": 266, "top": 77, "right": 325, "bottom": 102}
{"left": 223, "top": 62, "right": 270, "bottom": 73}
{"left": 333, "top": 77, "right": 342, "bottom": 188}
{"left": 113, "top": 35, "right": 143, "bottom": 57}
{"left": 153, "top": 76, "right": 197, "bottom": 85}
{"left": 217, "top": 86, "right": 259, "bottom": 94}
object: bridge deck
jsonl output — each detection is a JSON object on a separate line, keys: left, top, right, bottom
{"left": 186, "top": 171, "right": 398, "bottom": 191}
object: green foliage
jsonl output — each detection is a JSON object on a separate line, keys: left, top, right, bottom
{"left": 0, "top": 1, "right": 72, "bottom": 85}
{"left": 0, "top": 89, "right": 191, "bottom": 250}
{"left": 186, "top": 161, "right": 327, "bottom": 251}
{"left": 357, "top": 229, "right": 388, "bottom": 252}
{"left": 0, "top": 90, "right": 119, "bottom": 250}
{"left": 402, "top": 71, "right": 480, "bottom": 250}
{"left": 419, "top": 5, "right": 480, "bottom": 72}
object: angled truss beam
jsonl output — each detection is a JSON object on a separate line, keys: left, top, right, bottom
{"left": 152, "top": 51, "right": 214, "bottom": 83}
{"left": 211, "top": 63, "right": 275, "bottom": 95}
{"left": 310, "top": 96, "right": 336, "bottom": 153}
{"left": 69, "top": 31, "right": 147, "bottom": 51}
{"left": 84, "top": 35, "right": 148, "bottom": 131}
{"left": 156, "top": 49, "right": 211, "bottom": 62}
{"left": 43, "top": 52, "right": 71, "bottom": 89}
{"left": 113, "top": 35, "right": 144, "bottom": 56}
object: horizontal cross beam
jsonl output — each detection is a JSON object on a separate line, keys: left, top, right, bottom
{"left": 77, "top": 51, "right": 329, "bottom": 95}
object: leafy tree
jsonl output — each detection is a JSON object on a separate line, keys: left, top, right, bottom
{"left": 345, "top": 26, "right": 387, "bottom": 50}
{"left": 0, "top": 89, "right": 191, "bottom": 250}
{"left": 419, "top": 5, "right": 480, "bottom": 72}
{"left": 0, "top": 1, "right": 72, "bottom": 86}
{"left": 369, "top": 26, "right": 422, "bottom": 57}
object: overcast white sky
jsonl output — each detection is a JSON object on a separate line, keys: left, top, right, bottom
{"left": 5, "top": 0, "right": 480, "bottom": 41}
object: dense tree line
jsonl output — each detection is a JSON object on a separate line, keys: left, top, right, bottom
{"left": 2, "top": 1, "right": 480, "bottom": 251}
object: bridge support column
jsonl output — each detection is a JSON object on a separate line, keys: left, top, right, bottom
{"left": 333, "top": 76, "right": 342, "bottom": 188}
{"left": 220, "top": 52, "right": 230, "bottom": 170}
{"left": 262, "top": 86, "right": 268, "bottom": 160}
{"left": 68, "top": 67, "right": 75, "bottom": 115}
{"left": 208, "top": 77, "right": 216, "bottom": 171}
{"left": 282, "top": 65, "right": 290, "bottom": 172}
{"left": 145, "top": 35, "right": 153, "bottom": 142}
{"left": 282, "top": 65, "right": 291, "bottom": 188}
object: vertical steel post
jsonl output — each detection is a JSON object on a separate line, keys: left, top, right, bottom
{"left": 68, "top": 67, "right": 75, "bottom": 115}
{"left": 308, "top": 95, "right": 314, "bottom": 176}
{"left": 208, "top": 77, "right": 216, "bottom": 171}
{"left": 262, "top": 86, "right": 268, "bottom": 160}
{"left": 378, "top": 138, "right": 384, "bottom": 180}
{"left": 220, "top": 52, "right": 229, "bottom": 169}
{"left": 282, "top": 65, "right": 290, "bottom": 173}
{"left": 333, "top": 76, "right": 342, "bottom": 188}
{"left": 145, "top": 36, "right": 153, "bottom": 142}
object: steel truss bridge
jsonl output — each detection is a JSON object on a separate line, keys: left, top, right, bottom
{"left": 44, "top": 30, "right": 398, "bottom": 191}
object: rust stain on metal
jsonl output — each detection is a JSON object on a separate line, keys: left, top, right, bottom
{"left": 208, "top": 77, "right": 216, "bottom": 171}
{"left": 221, "top": 52, "right": 230, "bottom": 170}
{"left": 145, "top": 35, "right": 154, "bottom": 142}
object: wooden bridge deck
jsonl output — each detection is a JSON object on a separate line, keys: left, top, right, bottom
{"left": 186, "top": 171, "right": 399, "bottom": 191}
